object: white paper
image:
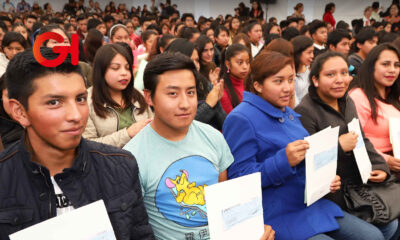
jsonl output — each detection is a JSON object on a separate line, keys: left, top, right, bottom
{"left": 10, "top": 200, "right": 116, "bottom": 240}
{"left": 348, "top": 118, "right": 372, "bottom": 184}
{"left": 389, "top": 118, "right": 400, "bottom": 159}
{"left": 305, "top": 126, "right": 339, "bottom": 206}
{"left": 205, "top": 172, "right": 264, "bottom": 240}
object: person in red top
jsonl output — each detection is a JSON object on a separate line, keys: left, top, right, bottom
{"left": 219, "top": 44, "right": 250, "bottom": 114}
{"left": 323, "top": 2, "right": 336, "bottom": 29}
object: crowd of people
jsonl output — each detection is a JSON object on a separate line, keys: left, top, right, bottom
{"left": 2, "top": 0, "right": 400, "bottom": 239}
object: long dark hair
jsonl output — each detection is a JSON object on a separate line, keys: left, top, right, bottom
{"left": 220, "top": 43, "right": 250, "bottom": 108}
{"left": 291, "top": 35, "right": 313, "bottom": 73}
{"left": 349, "top": 43, "right": 400, "bottom": 122}
{"left": 92, "top": 44, "right": 147, "bottom": 118}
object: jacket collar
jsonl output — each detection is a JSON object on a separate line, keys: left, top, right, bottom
{"left": 308, "top": 85, "right": 347, "bottom": 116}
{"left": 242, "top": 91, "right": 300, "bottom": 119}
{"left": 19, "top": 134, "right": 89, "bottom": 177}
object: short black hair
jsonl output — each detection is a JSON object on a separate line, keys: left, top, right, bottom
{"left": 2, "top": 32, "right": 28, "bottom": 49}
{"left": 327, "top": 29, "right": 351, "bottom": 48}
{"left": 282, "top": 27, "right": 299, "bottom": 41}
{"left": 0, "top": 21, "right": 7, "bottom": 34}
{"left": 144, "top": 52, "right": 198, "bottom": 98}
{"left": 181, "top": 27, "right": 200, "bottom": 40}
{"left": 140, "top": 16, "right": 151, "bottom": 26}
{"left": 77, "top": 14, "right": 86, "bottom": 22}
{"left": 87, "top": 18, "right": 102, "bottom": 31}
{"left": 214, "top": 25, "right": 229, "bottom": 38}
{"left": 309, "top": 20, "right": 327, "bottom": 36}
{"left": 336, "top": 20, "right": 349, "bottom": 30}
{"left": 25, "top": 14, "right": 37, "bottom": 20}
{"left": 6, "top": 48, "right": 83, "bottom": 109}
{"left": 103, "top": 15, "right": 114, "bottom": 23}
{"left": 372, "top": 1, "right": 379, "bottom": 9}
{"left": 181, "top": 13, "right": 194, "bottom": 22}
{"left": 353, "top": 27, "right": 377, "bottom": 51}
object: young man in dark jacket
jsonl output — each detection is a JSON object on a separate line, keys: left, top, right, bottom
{"left": 0, "top": 48, "right": 154, "bottom": 240}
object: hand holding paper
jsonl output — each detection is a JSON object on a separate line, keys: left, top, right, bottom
{"left": 286, "top": 140, "right": 309, "bottom": 167}
{"left": 338, "top": 131, "right": 358, "bottom": 152}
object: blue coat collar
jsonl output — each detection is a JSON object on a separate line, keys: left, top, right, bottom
{"left": 242, "top": 91, "right": 300, "bottom": 119}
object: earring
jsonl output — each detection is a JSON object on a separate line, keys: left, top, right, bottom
{"left": 227, "top": 68, "right": 230, "bottom": 73}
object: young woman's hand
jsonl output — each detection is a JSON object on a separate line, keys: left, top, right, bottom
{"left": 260, "top": 225, "right": 275, "bottom": 240}
{"left": 338, "top": 131, "right": 358, "bottom": 152}
{"left": 369, "top": 170, "right": 387, "bottom": 183}
{"left": 387, "top": 156, "right": 400, "bottom": 172}
{"left": 285, "top": 140, "right": 309, "bottom": 167}
{"left": 205, "top": 79, "right": 224, "bottom": 108}
{"left": 127, "top": 118, "right": 153, "bottom": 138}
{"left": 208, "top": 67, "right": 221, "bottom": 86}
{"left": 330, "top": 175, "right": 341, "bottom": 193}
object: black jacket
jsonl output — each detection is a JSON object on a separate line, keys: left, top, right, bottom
{"left": 0, "top": 138, "right": 154, "bottom": 240}
{"left": 295, "top": 86, "right": 390, "bottom": 209}
{"left": 0, "top": 115, "right": 24, "bottom": 150}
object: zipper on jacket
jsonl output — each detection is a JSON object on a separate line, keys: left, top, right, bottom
{"left": 39, "top": 166, "right": 53, "bottom": 218}
{"left": 107, "top": 106, "right": 120, "bottom": 131}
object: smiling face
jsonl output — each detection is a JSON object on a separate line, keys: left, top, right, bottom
{"left": 300, "top": 45, "right": 314, "bottom": 66}
{"left": 313, "top": 56, "right": 351, "bottom": 102}
{"left": 255, "top": 64, "right": 294, "bottom": 110}
{"left": 14, "top": 72, "right": 88, "bottom": 151}
{"left": 104, "top": 53, "right": 131, "bottom": 94}
{"left": 201, "top": 42, "right": 214, "bottom": 63}
{"left": 374, "top": 49, "right": 400, "bottom": 91}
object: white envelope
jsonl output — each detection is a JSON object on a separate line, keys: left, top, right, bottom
{"left": 389, "top": 118, "right": 400, "bottom": 159}
{"left": 205, "top": 172, "right": 264, "bottom": 240}
{"left": 9, "top": 200, "right": 116, "bottom": 240}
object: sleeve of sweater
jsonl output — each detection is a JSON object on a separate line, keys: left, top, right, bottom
{"left": 223, "top": 112, "right": 296, "bottom": 187}
{"left": 195, "top": 101, "right": 217, "bottom": 123}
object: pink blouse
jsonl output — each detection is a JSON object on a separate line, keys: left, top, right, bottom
{"left": 349, "top": 88, "right": 400, "bottom": 160}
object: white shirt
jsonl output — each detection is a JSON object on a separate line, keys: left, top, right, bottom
{"left": 51, "top": 177, "right": 75, "bottom": 216}
{"left": 251, "top": 42, "right": 263, "bottom": 58}
{"left": 313, "top": 43, "right": 325, "bottom": 50}
{"left": 295, "top": 67, "right": 311, "bottom": 106}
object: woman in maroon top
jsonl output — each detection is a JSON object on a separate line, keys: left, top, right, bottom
{"left": 219, "top": 43, "right": 250, "bottom": 114}
{"left": 323, "top": 2, "right": 336, "bottom": 29}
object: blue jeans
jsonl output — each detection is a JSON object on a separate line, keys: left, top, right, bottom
{"left": 308, "top": 211, "right": 398, "bottom": 240}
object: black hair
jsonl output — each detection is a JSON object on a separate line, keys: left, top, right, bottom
{"left": 92, "top": 44, "right": 147, "bottom": 118}
{"left": 214, "top": 25, "right": 229, "bottom": 38}
{"left": 49, "top": 17, "right": 64, "bottom": 25}
{"left": 349, "top": 43, "right": 400, "bottom": 122}
{"left": 181, "top": 13, "right": 195, "bottom": 22}
{"left": 143, "top": 52, "right": 199, "bottom": 98}
{"left": 380, "top": 32, "right": 398, "bottom": 44}
{"left": 2, "top": 32, "right": 28, "bottom": 49}
{"left": 181, "top": 27, "right": 200, "bottom": 40}
{"left": 327, "top": 29, "right": 351, "bottom": 48}
{"left": 372, "top": 1, "right": 379, "bottom": 9}
{"left": 38, "top": 24, "right": 70, "bottom": 46}
{"left": 25, "top": 14, "right": 37, "bottom": 21}
{"left": 246, "top": 20, "right": 261, "bottom": 33}
{"left": 166, "top": 38, "right": 195, "bottom": 57}
{"left": 279, "top": 20, "right": 289, "bottom": 29}
{"left": 146, "top": 24, "right": 161, "bottom": 34}
{"left": 87, "top": 18, "right": 102, "bottom": 31}
{"left": 352, "top": 27, "right": 377, "bottom": 52}
{"left": 84, "top": 29, "right": 103, "bottom": 64}
{"left": 282, "top": 27, "right": 299, "bottom": 41}
{"left": 309, "top": 20, "right": 327, "bottom": 36}
{"left": 309, "top": 51, "right": 347, "bottom": 87}
{"left": 6, "top": 48, "right": 83, "bottom": 109}
{"left": 220, "top": 43, "right": 250, "bottom": 108}
{"left": 324, "top": 2, "right": 335, "bottom": 13}
{"left": 159, "top": 34, "right": 175, "bottom": 50}
{"left": 372, "top": 21, "right": 383, "bottom": 29}
{"left": 291, "top": 35, "right": 314, "bottom": 73}
{"left": 264, "top": 33, "right": 280, "bottom": 46}
{"left": 0, "top": 21, "right": 7, "bottom": 34}
{"left": 0, "top": 16, "right": 11, "bottom": 25}
{"left": 336, "top": 20, "right": 349, "bottom": 30}
{"left": 141, "top": 30, "right": 158, "bottom": 45}
{"left": 139, "top": 16, "right": 151, "bottom": 26}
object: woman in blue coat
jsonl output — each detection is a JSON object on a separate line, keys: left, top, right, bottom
{"left": 222, "top": 51, "right": 387, "bottom": 240}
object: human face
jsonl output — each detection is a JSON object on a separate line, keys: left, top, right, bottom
{"left": 18, "top": 73, "right": 88, "bottom": 152}
{"left": 96, "top": 23, "right": 106, "bottom": 35}
{"left": 70, "top": 17, "right": 77, "bottom": 28}
{"left": 185, "top": 17, "right": 194, "bottom": 27}
{"left": 190, "top": 32, "right": 200, "bottom": 43}
{"left": 313, "top": 27, "right": 328, "bottom": 45}
{"left": 145, "top": 34, "right": 157, "bottom": 51}
{"left": 374, "top": 50, "right": 400, "bottom": 91}
{"left": 313, "top": 57, "right": 351, "bottom": 103}
{"left": 385, "top": 23, "right": 392, "bottom": 33}
{"left": 297, "top": 20, "right": 305, "bottom": 31}
{"left": 112, "top": 28, "right": 130, "bottom": 45}
{"left": 206, "top": 29, "right": 215, "bottom": 43}
{"left": 300, "top": 45, "right": 314, "bottom": 66}
{"left": 390, "top": 5, "right": 399, "bottom": 17}
{"left": 78, "top": 19, "right": 88, "bottom": 33}
{"left": 24, "top": 17, "right": 36, "bottom": 31}
{"left": 226, "top": 51, "right": 250, "bottom": 79}
{"left": 146, "top": 69, "right": 197, "bottom": 138}
{"left": 332, "top": 38, "right": 351, "bottom": 56}
{"left": 162, "top": 25, "right": 170, "bottom": 35}
{"left": 46, "top": 29, "right": 70, "bottom": 48}
{"left": 248, "top": 24, "right": 262, "bottom": 44}
{"left": 191, "top": 49, "right": 200, "bottom": 71}
{"left": 365, "top": 8, "right": 372, "bottom": 19}
{"left": 142, "top": 20, "right": 151, "bottom": 31}
{"left": 125, "top": 22, "right": 134, "bottom": 35}
{"left": 359, "top": 36, "right": 378, "bottom": 57}
{"left": 13, "top": 25, "right": 28, "bottom": 40}
{"left": 215, "top": 30, "right": 229, "bottom": 48}
{"left": 104, "top": 53, "right": 131, "bottom": 94}
{"left": 201, "top": 42, "right": 214, "bottom": 63}
{"left": 3, "top": 42, "right": 24, "bottom": 60}
{"left": 231, "top": 18, "right": 240, "bottom": 31}
{"left": 254, "top": 64, "right": 294, "bottom": 111}
{"left": 132, "top": 17, "right": 140, "bottom": 28}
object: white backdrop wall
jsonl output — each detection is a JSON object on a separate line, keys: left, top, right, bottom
{"left": 15, "top": 0, "right": 395, "bottom": 27}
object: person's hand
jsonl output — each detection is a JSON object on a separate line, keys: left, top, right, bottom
{"left": 127, "top": 118, "right": 152, "bottom": 138}
{"left": 260, "top": 225, "right": 275, "bottom": 240}
{"left": 209, "top": 67, "right": 221, "bottom": 86}
{"left": 338, "top": 131, "right": 358, "bottom": 152}
{"left": 387, "top": 156, "right": 400, "bottom": 172}
{"left": 286, "top": 140, "right": 309, "bottom": 167}
{"left": 369, "top": 170, "right": 387, "bottom": 182}
{"left": 205, "top": 79, "right": 224, "bottom": 108}
{"left": 330, "top": 175, "right": 341, "bottom": 193}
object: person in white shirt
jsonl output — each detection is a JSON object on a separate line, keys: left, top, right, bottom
{"left": 363, "top": 6, "right": 373, "bottom": 26}
{"left": 247, "top": 20, "right": 263, "bottom": 58}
